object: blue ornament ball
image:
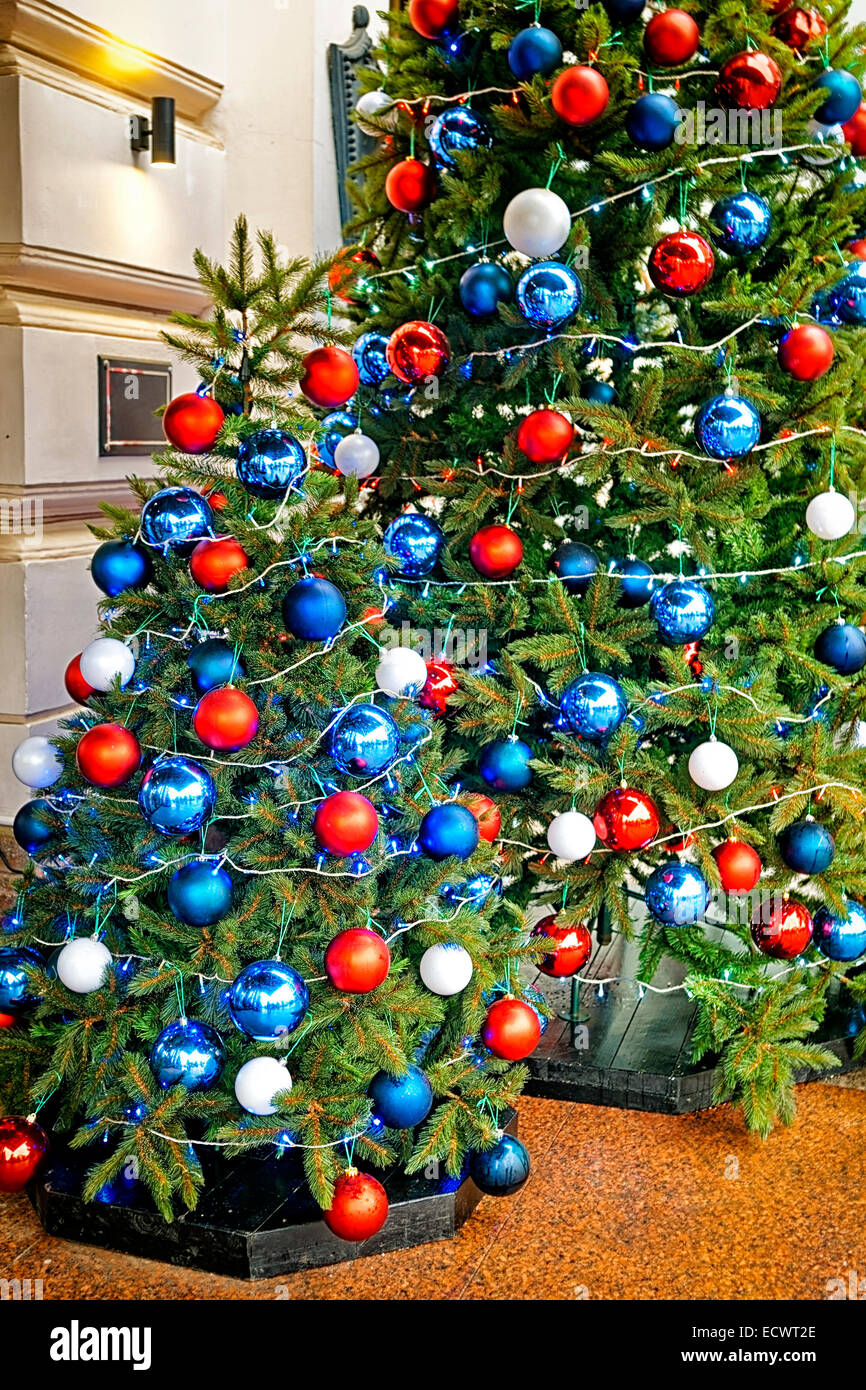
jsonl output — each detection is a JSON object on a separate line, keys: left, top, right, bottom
{"left": 603, "top": 0, "right": 646, "bottom": 18}
{"left": 352, "top": 332, "right": 391, "bottom": 387}
{"left": 651, "top": 580, "right": 715, "bottom": 643}
{"left": 814, "top": 622, "right": 866, "bottom": 675}
{"left": 508, "top": 25, "right": 562, "bottom": 80}
{"left": 330, "top": 703, "right": 399, "bottom": 777}
{"left": 646, "top": 862, "right": 710, "bottom": 926}
{"left": 383, "top": 513, "right": 446, "bottom": 577}
{"left": 12, "top": 799, "right": 60, "bottom": 856}
{"left": 167, "top": 860, "right": 234, "bottom": 926}
{"left": 228, "top": 959, "right": 309, "bottom": 1040}
{"left": 91, "top": 540, "right": 152, "bottom": 597}
{"left": 428, "top": 106, "right": 492, "bottom": 166}
{"left": 149, "top": 1018, "right": 226, "bottom": 1090}
{"left": 814, "top": 69, "right": 862, "bottom": 126}
{"left": 614, "top": 558, "right": 656, "bottom": 608}
{"left": 813, "top": 899, "right": 866, "bottom": 962}
{"left": 830, "top": 261, "right": 866, "bottom": 326}
{"left": 779, "top": 819, "right": 835, "bottom": 875}
{"left": 236, "top": 429, "right": 306, "bottom": 498}
{"left": 550, "top": 540, "right": 598, "bottom": 596}
{"left": 559, "top": 672, "right": 628, "bottom": 741}
{"left": 515, "top": 261, "right": 583, "bottom": 330}
{"left": 282, "top": 576, "right": 347, "bottom": 641}
{"left": 626, "top": 93, "right": 680, "bottom": 150}
{"left": 187, "top": 638, "right": 245, "bottom": 695}
{"left": 459, "top": 261, "right": 513, "bottom": 317}
{"left": 316, "top": 410, "right": 358, "bottom": 469}
{"left": 140, "top": 487, "right": 213, "bottom": 551}
{"left": 138, "top": 756, "right": 217, "bottom": 837}
{"left": 418, "top": 803, "right": 479, "bottom": 861}
{"left": 582, "top": 379, "right": 617, "bottom": 405}
{"left": 469, "top": 1133, "right": 531, "bottom": 1197}
{"left": 0, "top": 946, "right": 43, "bottom": 1012}
{"left": 710, "top": 191, "right": 772, "bottom": 255}
{"left": 479, "top": 738, "right": 533, "bottom": 791}
{"left": 369, "top": 1066, "right": 434, "bottom": 1129}
{"left": 695, "top": 393, "right": 761, "bottom": 459}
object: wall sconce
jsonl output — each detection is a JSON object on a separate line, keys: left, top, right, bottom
{"left": 129, "top": 97, "right": 176, "bottom": 164}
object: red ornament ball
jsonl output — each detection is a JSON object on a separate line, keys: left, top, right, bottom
{"left": 716, "top": 51, "right": 782, "bottom": 110}
{"left": 465, "top": 792, "right": 501, "bottom": 843}
{"left": 190, "top": 537, "right": 250, "bottom": 593}
{"left": 469, "top": 525, "right": 523, "bottom": 579}
{"left": 193, "top": 687, "right": 259, "bottom": 752}
{"left": 843, "top": 103, "right": 866, "bottom": 158}
{"left": 777, "top": 324, "right": 835, "bottom": 382}
{"left": 76, "top": 723, "right": 141, "bottom": 788}
{"left": 551, "top": 66, "right": 610, "bottom": 126}
{"left": 408, "top": 0, "right": 458, "bottom": 39}
{"left": 300, "top": 346, "right": 359, "bottom": 409}
{"left": 324, "top": 1169, "right": 389, "bottom": 1242}
{"left": 0, "top": 1013, "right": 15, "bottom": 1030}
{"left": 516, "top": 409, "right": 574, "bottom": 464}
{"left": 325, "top": 928, "right": 391, "bottom": 993}
{"left": 386, "top": 320, "right": 450, "bottom": 384}
{"left": 644, "top": 10, "right": 701, "bottom": 67}
{"left": 751, "top": 898, "right": 814, "bottom": 960}
{"left": 593, "top": 787, "right": 660, "bottom": 852}
{"left": 849, "top": 237, "right": 866, "bottom": 260}
{"left": 419, "top": 659, "right": 459, "bottom": 716}
{"left": 313, "top": 791, "right": 379, "bottom": 857}
{"left": 385, "top": 158, "right": 436, "bottom": 213}
{"left": 162, "top": 393, "right": 225, "bottom": 455}
{"left": 65, "top": 653, "right": 95, "bottom": 705}
{"left": 482, "top": 997, "right": 542, "bottom": 1060}
{"left": 771, "top": 7, "right": 826, "bottom": 50}
{"left": 0, "top": 1115, "right": 49, "bottom": 1192}
{"left": 327, "top": 245, "right": 380, "bottom": 304}
{"left": 207, "top": 489, "right": 228, "bottom": 512}
{"left": 713, "top": 839, "right": 762, "bottom": 892}
{"left": 532, "top": 915, "right": 592, "bottom": 978}
{"left": 648, "top": 231, "right": 715, "bottom": 297}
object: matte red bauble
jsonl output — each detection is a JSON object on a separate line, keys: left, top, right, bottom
{"left": 325, "top": 928, "right": 391, "bottom": 993}
{"left": 482, "top": 997, "right": 542, "bottom": 1060}
{"left": 65, "top": 653, "right": 95, "bottom": 705}
{"left": 162, "top": 393, "right": 225, "bottom": 454}
{"left": 0, "top": 1115, "right": 49, "bottom": 1192}
{"left": 532, "top": 915, "right": 592, "bottom": 978}
{"left": 843, "top": 104, "right": 866, "bottom": 158}
{"left": 777, "top": 324, "right": 834, "bottom": 381}
{"left": 408, "top": 0, "right": 458, "bottom": 39}
{"left": 385, "top": 158, "right": 436, "bottom": 213}
{"left": 300, "top": 346, "right": 360, "bottom": 409}
{"left": 327, "top": 245, "right": 381, "bottom": 304}
{"left": 713, "top": 839, "right": 762, "bottom": 892}
{"left": 516, "top": 409, "right": 574, "bottom": 464}
{"left": 644, "top": 10, "right": 700, "bottom": 66}
{"left": 76, "top": 723, "right": 141, "bottom": 789}
{"left": 751, "top": 898, "right": 813, "bottom": 960}
{"left": 419, "top": 659, "right": 459, "bottom": 716}
{"left": 469, "top": 525, "right": 523, "bottom": 579}
{"left": 190, "top": 537, "right": 250, "bottom": 592}
{"left": 313, "top": 791, "right": 379, "bottom": 857}
{"left": 648, "top": 231, "right": 715, "bottom": 297}
{"left": 465, "top": 792, "right": 501, "bottom": 843}
{"left": 716, "top": 51, "right": 782, "bottom": 110}
{"left": 386, "top": 320, "right": 450, "bottom": 384}
{"left": 593, "top": 787, "right": 660, "bottom": 852}
{"left": 551, "top": 66, "right": 610, "bottom": 126}
{"left": 193, "top": 687, "right": 259, "bottom": 752}
{"left": 771, "top": 7, "right": 826, "bottom": 49}
{"left": 324, "top": 1169, "right": 389, "bottom": 1242}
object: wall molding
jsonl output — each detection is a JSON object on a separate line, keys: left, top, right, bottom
{"left": 0, "top": 242, "right": 209, "bottom": 315}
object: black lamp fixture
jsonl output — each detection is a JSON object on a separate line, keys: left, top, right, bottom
{"left": 129, "top": 97, "right": 176, "bottom": 164}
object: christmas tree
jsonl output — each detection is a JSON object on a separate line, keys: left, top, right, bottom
{"left": 0, "top": 218, "right": 536, "bottom": 1228}
{"left": 342, "top": 0, "right": 866, "bottom": 1133}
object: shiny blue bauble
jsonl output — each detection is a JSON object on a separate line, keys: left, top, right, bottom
{"left": 0, "top": 946, "right": 43, "bottom": 1012}
{"left": 383, "top": 513, "right": 446, "bottom": 577}
{"left": 237, "top": 429, "right": 306, "bottom": 498}
{"left": 550, "top": 541, "right": 598, "bottom": 596}
{"left": 626, "top": 93, "right": 680, "bottom": 151}
{"left": 829, "top": 261, "right": 866, "bottom": 326}
{"left": 228, "top": 959, "right": 309, "bottom": 1040}
{"left": 710, "top": 191, "right": 772, "bottom": 255}
{"left": 614, "top": 558, "right": 657, "bottom": 608}
{"left": 369, "top": 1066, "right": 433, "bottom": 1129}
{"left": 353, "top": 332, "right": 391, "bottom": 387}
{"left": 508, "top": 25, "right": 562, "bottom": 80}
{"left": 779, "top": 819, "right": 835, "bottom": 875}
{"left": 167, "top": 860, "right": 234, "bottom": 926}
{"left": 815, "top": 622, "right": 866, "bottom": 675}
{"left": 651, "top": 580, "right": 715, "bottom": 643}
{"left": 187, "top": 638, "right": 245, "bottom": 695}
{"left": 459, "top": 261, "right": 513, "bottom": 317}
{"left": 149, "top": 1018, "right": 226, "bottom": 1091}
{"left": 441, "top": 872, "right": 502, "bottom": 907}
{"left": 603, "top": 0, "right": 645, "bottom": 18}
{"left": 12, "top": 799, "right": 59, "bottom": 856}
{"left": 428, "top": 106, "right": 492, "bottom": 167}
{"left": 91, "top": 540, "right": 153, "bottom": 597}
{"left": 282, "top": 576, "right": 347, "bottom": 641}
{"left": 645, "top": 862, "right": 710, "bottom": 926}
{"left": 813, "top": 899, "right": 866, "bottom": 962}
{"left": 814, "top": 69, "right": 862, "bottom": 126}
{"left": 140, "top": 487, "right": 213, "bottom": 551}
{"left": 516, "top": 261, "right": 583, "bottom": 330}
{"left": 330, "top": 703, "right": 399, "bottom": 777}
{"left": 560, "top": 672, "right": 628, "bottom": 741}
{"left": 316, "top": 410, "right": 358, "bottom": 469}
{"left": 582, "top": 379, "right": 617, "bottom": 405}
{"left": 418, "top": 803, "right": 479, "bottom": 861}
{"left": 694, "top": 393, "right": 762, "bottom": 459}
{"left": 138, "top": 756, "right": 217, "bottom": 837}
{"left": 469, "top": 1133, "right": 531, "bottom": 1197}
{"left": 479, "top": 738, "right": 533, "bottom": 791}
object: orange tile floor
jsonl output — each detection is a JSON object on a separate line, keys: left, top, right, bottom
{"left": 2, "top": 1085, "right": 864, "bottom": 1301}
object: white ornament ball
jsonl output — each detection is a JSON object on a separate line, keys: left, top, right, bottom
{"left": 688, "top": 738, "right": 739, "bottom": 792}
{"left": 334, "top": 432, "right": 380, "bottom": 479}
{"left": 503, "top": 187, "right": 572, "bottom": 259}
{"left": 12, "top": 736, "right": 63, "bottom": 790}
{"left": 79, "top": 638, "right": 135, "bottom": 692}
{"left": 546, "top": 811, "right": 596, "bottom": 862}
{"left": 56, "top": 937, "right": 112, "bottom": 993}
{"left": 234, "top": 1056, "right": 292, "bottom": 1115}
{"left": 805, "top": 489, "right": 855, "bottom": 541}
{"left": 419, "top": 942, "right": 473, "bottom": 996}
{"left": 356, "top": 90, "right": 396, "bottom": 134}
{"left": 375, "top": 645, "right": 428, "bottom": 698}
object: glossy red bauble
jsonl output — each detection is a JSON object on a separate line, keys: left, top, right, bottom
{"left": 162, "top": 393, "right": 225, "bottom": 454}
{"left": 551, "top": 66, "right": 610, "bottom": 126}
{"left": 386, "top": 320, "right": 450, "bottom": 384}
{"left": 385, "top": 158, "right": 437, "bottom": 213}
{"left": 469, "top": 525, "right": 523, "bottom": 580}
{"left": 207, "top": 490, "right": 228, "bottom": 512}
{"left": 0, "top": 1013, "right": 15, "bottom": 1029}
{"left": 648, "top": 231, "right": 715, "bottom": 297}
{"left": 716, "top": 51, "right": 782, "bottom": 110}
{"left": 777, "top": 324, "right": 835, "bottom": 381}
{"left": 593, "top": 787, "right": 660, "bottom": 852}
{"left": 408, "top": 0, "right": 459, "bottom": 39}
{"left": 419, "top": 660, "right": 459, "bottom": 716}
{"left": 465, "top": 792, "right": 501, "bottom": 843}
{"left": 0, "top": 1115, "right": 49, "bottom": 1192}
{"left": 65, "top": 653, "right": 95, "bottom": 705}
{"left": 771, "top": 7, "right": 826, "bottom": 50}
{"left": 313, "top": 791, "right": 379, "bottom": 857}
{"left": 849, "top": 237, "right": 866, "bottom": 260}
{"left": 644, "top": 10, "right": 700, "bottom": 66}
{"left": 532, "top": 915, "right": 592, "bottom": 978}
{"left": 713, "top": 839, "right": 762, "bottom": 892}
{"left": 324, "top": 1169, "right": 389, "bottom": 1242}
{"left": 843, "top": 103, "right": 866, "bottom": 158}
{"left": 327, "top": 245, "right": 381, "bottom": 304}
{"left": 516, "top": 409, "right": 574, "bottom": 464}
{"left": 190, "top": 537, "right": 250, "bottom": 592}
{"left": 482, "top": 997, "right": 542, "bottom": 1060}
{"left": 325, "top": 928, "right": 391, "bottom": 993}
{"left": 76, "top": 723, "right": 141, "bottom": 789}
{"left": 193, "top": 687, "right": 259, "bottom": 752}
{"left": 299, "top": 346, "right": 360, "bottom": 409}
{"left": 751, "top": 898, "right": 813, "bottom": 960}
